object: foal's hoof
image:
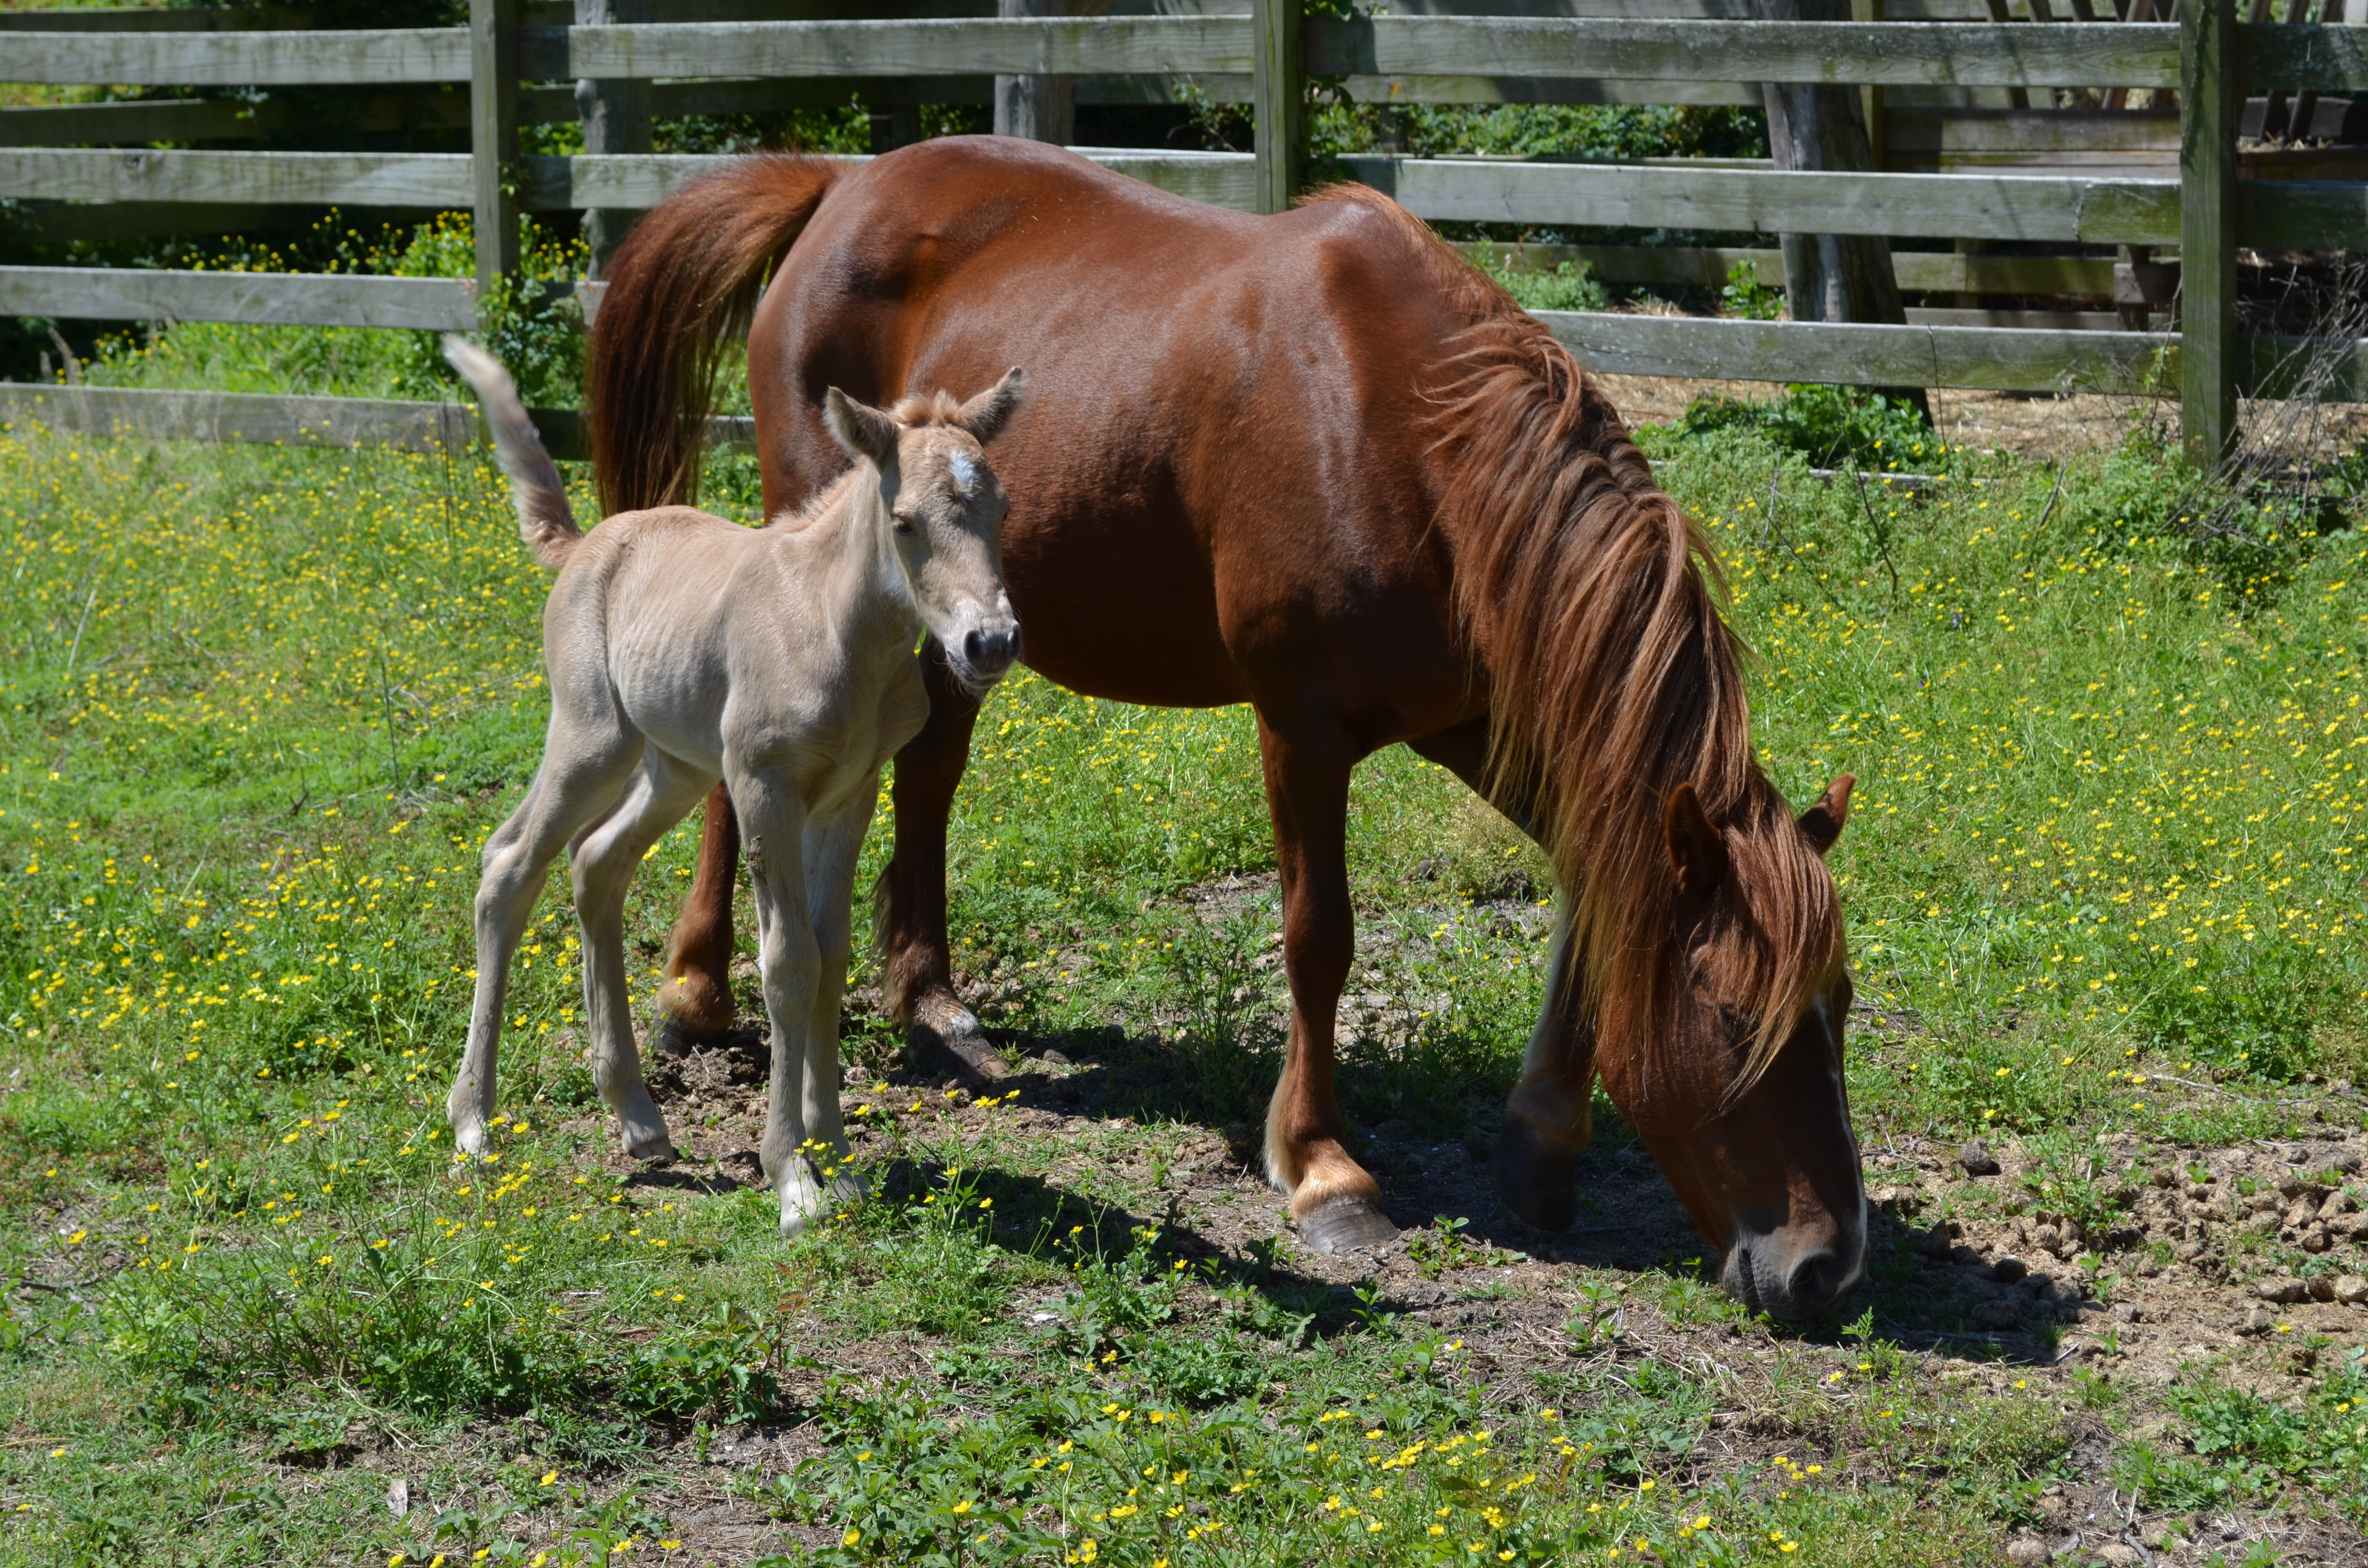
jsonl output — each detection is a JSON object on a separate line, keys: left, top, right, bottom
{"left": 1296, "top": 1194, "right": 1400, "bottom": 1254}
{"left": 908, "top": 996, "right": 1005, "bottom": 1084}
{"left": 1492, "top": 1117, "right": 1582, "bottom": 1233}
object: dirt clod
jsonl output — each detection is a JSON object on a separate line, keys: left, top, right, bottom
{"left": 1958, "top": 1138, "right": 2001, "bottom": 1176}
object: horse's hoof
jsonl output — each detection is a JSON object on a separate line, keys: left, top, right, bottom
{"left": 1492, "top": 1118, "right": 1581, "bottom": 1233}
{"left": 908, "top": 998, "right": 1004, "bottom": 1084}
{"left": 649, "top": 1016, "right": 718, "bottom": 1061}
{"left": 1296, "top": 1194, "right": 1399, "bottom": 1253}
{"left": 621, "top": 1117, "right": 677, "bottom": 1163}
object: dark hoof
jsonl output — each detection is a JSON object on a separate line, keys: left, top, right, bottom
{"left": 1492, "top": 1117, "right": 1582, "bottom": 1233}
{"left": 909, "top": 1005, "right": 1005, "bottom": 1085}
{"left": 649, "top": 1017, "right": 718, "bottom": 1061}
{"left": 1297, "top": 1194, "right": 1399, "bottom": 1254}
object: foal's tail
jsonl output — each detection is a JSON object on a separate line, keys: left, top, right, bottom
{"left": 442, "top": 336, "right": 582, "bottom": 568}
{"left": 586, "top": 154, "right": 844, "bottom": 514}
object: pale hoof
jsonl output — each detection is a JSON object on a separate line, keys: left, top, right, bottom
{"left": 1492, "top": 1117, "right": 1583, "bottom": 1233}
{"left": 775, "top": 1156, "right": 863, "bottom": 1240}
{"left": 1296, "top": 1193, "right": 1399, "bottom": 1253}
{"left": 450, "top": 1116, "right": 489, "bottom": 1157}
{"left": 619, "top": 1111, "right": 677, "bottom": 1163}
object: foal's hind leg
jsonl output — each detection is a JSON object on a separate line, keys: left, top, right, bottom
{"left": 569, "top": 750, "right": 715, "bottom": 1160}
{"left": 449, "top": 739, "right": 642, "bottom": 1155}
{"left": 1257, "top": 716, "right": 1397, "bottom": 1253}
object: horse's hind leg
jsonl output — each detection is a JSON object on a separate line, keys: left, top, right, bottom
{"left": 651, "top": 784, "right": 740, "bottom": 1055}
{"left": 878, "top": 640, "right": 998, "bottom": 1079}
{"left": 569, "top": 750, "right": 715, "bottom": 1160}
{"left": 449, "top": 738, "right": 641, "bottom": 1156}
{"left": 1257, "top": 716, "right": 1396, "bottom": 1253}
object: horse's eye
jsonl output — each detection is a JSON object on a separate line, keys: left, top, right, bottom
{"left": 1717, "top": 1008, "right": 1753, "bottom": 1046}
{"left": 890, "top": 513, "right": 917, "bottom": 536}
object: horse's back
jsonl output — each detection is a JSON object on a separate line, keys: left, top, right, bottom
{"left": 747, "top": 137, "right": 1476, "bottom": 720}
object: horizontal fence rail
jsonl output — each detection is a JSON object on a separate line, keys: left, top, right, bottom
{"left": 0, "top": 267, "right": 478, "bottom": 331}
{"left": 6, "top": 18, "right": 2234, "bottom": 91}
{"left": 5, "top": 2, "right": 2368, "bottom": 459}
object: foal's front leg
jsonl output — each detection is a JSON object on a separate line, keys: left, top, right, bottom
{"left": 797, "top": 776, "right": 880, "bottom": 1213}
{"left": 731, "top": 765, "right": 838, "bottom": 1238}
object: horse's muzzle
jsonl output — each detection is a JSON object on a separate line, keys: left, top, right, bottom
{"left": 1722, "top": 1223, "right": 1866, "bottom": 1322}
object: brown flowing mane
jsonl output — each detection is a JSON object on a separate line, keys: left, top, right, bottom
{"left": 1306, "top": 187, "right": 1841, "bottom": 1090}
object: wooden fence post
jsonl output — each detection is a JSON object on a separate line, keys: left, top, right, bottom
{"left": 1251, "top": 0, "right": 1303, "bottom": 215}
{"left": 471, "top": 0, "right": 520, "bottom": 310}
{"left": 995, "top": 0, "right": 1077, "bottom": 145}
{"left": 576, "top": 0, "right": 650, "bottom": 276}
{"left": 2181, "top": 0, "right": 2237, "bottom": 467}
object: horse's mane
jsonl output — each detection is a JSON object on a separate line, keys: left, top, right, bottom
{"left": 1303, "top": 186, "right": 1840, "bottom": 1092}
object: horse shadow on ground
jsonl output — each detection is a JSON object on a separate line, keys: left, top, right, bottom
{"left": 943, "top": 1022, "right": 2077, "bottom": 1366}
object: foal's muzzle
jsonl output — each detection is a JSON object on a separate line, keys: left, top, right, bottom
{"left": 962, "top": 620, "right": 1022, "bottom": 681}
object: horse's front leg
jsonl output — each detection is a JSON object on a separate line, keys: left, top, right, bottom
{"left": 1257, "top": 717, "right": 1396, "bottom": 1252}
{"left": 878, "top": 639, "right": 998, "bottom": 1080}
{"left": 731, "top": 765, "right": 836, "bottom": 1238}
{"left": 1492, "top": 900, "right": 1597, "bottom": 1232}
{"left": 1404, "top": 716, "right": 1596, "bottom": 1234}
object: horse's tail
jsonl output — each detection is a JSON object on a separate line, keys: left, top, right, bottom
{"left": 443, "top": 335, "right": 581, "bottom": 568}
{"left": 586, "top": 153, "right": 844, "bottom": 514}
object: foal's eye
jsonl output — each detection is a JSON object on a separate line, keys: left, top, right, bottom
{"left": 890, "top": 513, "right": 917, "bottom": 536}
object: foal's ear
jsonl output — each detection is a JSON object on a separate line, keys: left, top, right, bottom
{"left": 1799, "top": 773, "right": 1854, "bottom": 856}
{"left": 824, "top": 386, "right": 900, "bottom": 470}
{"left": 952, "top": 367, "right": 1026, "bottom": 443}
{"left": 1664, "top": 782, "right": 1731, "bottom": 900}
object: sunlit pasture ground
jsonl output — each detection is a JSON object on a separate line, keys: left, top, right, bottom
{"left": 0, "top": 397, "right": 2362, "bottom": 1565}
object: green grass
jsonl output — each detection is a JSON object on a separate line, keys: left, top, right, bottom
{"left": 0, "top": 316, "right": 2365, "bottom": 1565}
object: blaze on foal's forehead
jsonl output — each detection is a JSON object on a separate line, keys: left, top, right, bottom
{"left": 897, "top": 427, "right": 989, "bottom": 500}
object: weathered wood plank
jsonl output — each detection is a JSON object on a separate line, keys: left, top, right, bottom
{"left": 0, "top": 267, "right": 477, "bottom": 331}
{"left": 521, "top": 148, "right": 1259, "bottom": 209}
{"left": 1253, "top": 0, "right": 1304, "bottom": 214}
{"left": 1459, "top": 240, "right": 2120, "bottom": 293}
{"left": 2239, "top": 179, "right": 2368, "bottom": 251}
{"left": 473, "top": 0, "right": 522, "bottom": 295}
{"left": 1337, "top": 72, "right": 1761, "bottom": 103}
{"left": 1882, "top": 106, "right": 2180, "bottom": 153}
{"left": 0, "top": 7, "right": 322, "bottom": 33}
{"left": 1340, "top": 157, "right": 2179, "bottom": 242}
{"left": 2241, "top": 334, "right": 2368, "bottom": 401}
{"left": 1308, "top": 17, "right": 2182, "bottom": 87}
{"left": 2238, "top": 22, "right": 2368, "bottom": 93}
{"left": 0, "top": 98, "right": 262, "bottom": 147}
{"left": 0, "top": 384, "right": 481, "bottom": 452}
{"left": 5, "top": 29, "right": 471, "bottom": 86}
{"left": 1533, "top": 309, "right": 2174, "bottom": 390}
{"left": 523, "top": 18, "right": 1250, "bottom": 78}
{"left": 2183, "top": 0, "right": 2237, "bottom": 464}
{"left": 0, "top": 149, "right": 471, "bottom": 208}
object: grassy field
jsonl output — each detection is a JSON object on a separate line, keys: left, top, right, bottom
{"left": 1, "top": 303, "right": 2366, "bottom": 1566}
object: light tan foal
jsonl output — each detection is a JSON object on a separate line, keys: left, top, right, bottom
{"left": 439, "top": 337, "right": 1023, "bottom": 1237}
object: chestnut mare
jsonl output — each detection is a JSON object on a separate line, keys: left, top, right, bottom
{"left": 585, "top": 137, "right": 1865, "bottom": 1317}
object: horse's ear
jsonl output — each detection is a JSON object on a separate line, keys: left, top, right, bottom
{"left": 1799, "top": 774, "right": 1854, "bottom": 856}
{"left": 824, "top": 386, "right": 900, "bottom": 469}
{"left": 1664, "top": 782, "right": 1730, "bottom": 900}
{"left": 953, "top": 367, "right": 1026, "bottom": 443}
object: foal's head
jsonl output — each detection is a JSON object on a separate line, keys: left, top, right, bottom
{"left": 824, "top": 368, "right": 1027, "bottom": 687}
{"left": 1597, "top": 774, "right": 1862, "bottom": 1322}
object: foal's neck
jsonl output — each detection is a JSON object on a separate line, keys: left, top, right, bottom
{"left": 777, "top": 463, "right": 924, "bottom": 671}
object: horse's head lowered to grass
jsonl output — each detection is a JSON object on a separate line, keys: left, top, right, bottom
{"left": 1411, "top": 224, "right": 1865, "bottom": 1318}
{"left": 1615, "top": 774, "right": 1862, "bottom": 1320}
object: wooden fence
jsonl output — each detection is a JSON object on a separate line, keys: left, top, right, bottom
{"left": 4, "top": 1, "right": 2367, "bottom": 465}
